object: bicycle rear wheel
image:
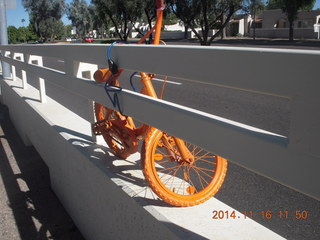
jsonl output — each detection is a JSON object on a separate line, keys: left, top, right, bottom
{"left": 141, "top": 128, "right": 227, "bottom": 207}
{"left": 94, "top": 103, "right": 137, "bottom": 159}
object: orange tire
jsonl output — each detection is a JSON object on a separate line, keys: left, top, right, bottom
{"left": 141, "top": 128, "right": 227, "bottom": 207}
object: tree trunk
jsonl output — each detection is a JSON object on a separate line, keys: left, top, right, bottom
{"left": 184, "top": 25, "right": 189, "bottom": 39}
{"left": 202, "top": 29, "right": 209, "bottom": 45}
{"left": 145, "top": 9, "right": 153, "bottom": 43}
{"left": 190, "top": 27, "right": 203, "bottom": 45}
{"left": 289, "top": 21, "right": 294, "bottom": 41}
{"left": 221, "top": 15, "right": 226, "bottom": 40}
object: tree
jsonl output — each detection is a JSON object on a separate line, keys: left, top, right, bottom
{"left": 66, "top": 0, "right": 92, "bottom": 39}
{"left": 142, "top": 0, "right": 156, "bottom": 30}
{"left": 8, "top": 25, "right": 38, "bottom": 44}
{"left": 8, "top": 26, "right": 19, "bottom": 44}
{"left": 22, "top": 0, "right": 65, "bottom": 42}
{"left": 243, "top": 0, "right": 265, "bottom": 39}
{"left": 167, "top": 0, "right": 244, "bottom": 45}
{"left": 88, "top": 4, "right": 111, "bottom": 38}
{"left": 92, "top": 0, "right": 144, "bottom": 41}
{"left": 243, "top": 0, "right": 265, "bottom": 14}
{"left": 267, "top": 0, "right": 315, "bottom": 41}
{"left": 266, "top": 0, "right": 282, "bottom": 9}
{"left": 26, "top": 24, "right": 39, "bottom": 42}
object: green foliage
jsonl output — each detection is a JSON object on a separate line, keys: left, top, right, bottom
{"left": 266, "top": 0, "right": 283, "bottom": 9}
{"left": 162, "top": 12, "right": 179, "bottom": 25}
{"left": 66, "top": 0, "right": 92, "bottom": 38}
{"left": 142, "top": 0, "right": 156, "bottom": 27}
{"left": 243, "top": 0, "right": 266, "bottom": 15}
{"left": 88, "top": 4, "right": 111, "bottom": 38}
{"left": 267, "top": 0, "right": 315, "bottom": 11}
{"left": 8, "top": 24, "right": 38, "bottom": 44}
{"left": 8, "top": 26, "right": 19, "bottom": 44}
{"left": 92, "top": 0, "right": 144, "bottom": 41}
{"left": 166, "top": 0, "right": 245, "bottom": 45}
{"left": 22, "top": 0, "right": 65, "bottom": 42}
{"left": 64, "top": 25, "right": 74, "bottom": 38}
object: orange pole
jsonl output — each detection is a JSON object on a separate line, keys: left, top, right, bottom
{"left": 137, "top": 26, "right": 156, "bottom": 44}
{"left": 153, "top": 0, "right": 164, "bottom": 45}
{"left": 140, "top": 72, "right": 158, "bottom": 98}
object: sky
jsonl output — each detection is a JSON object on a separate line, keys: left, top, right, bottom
{"left": 5, "top": 0, "right": 91, "bottom": 27}
{"left": 4, "top": 0, "right": 320, "bottom": 28}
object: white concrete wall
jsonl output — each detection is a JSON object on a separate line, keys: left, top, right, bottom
{"left": 0, "top": 76, "right": 286, "bottom": 240}
{"left": 249, "top": 28, "right": 318, "bottom": 38}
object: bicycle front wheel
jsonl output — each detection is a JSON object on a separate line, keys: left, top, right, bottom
{"left": 141, "top": 128, "right": 227, "bottom": 207}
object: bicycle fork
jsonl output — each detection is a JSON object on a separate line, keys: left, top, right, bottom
{"left": 140, "top": 72, "right": 194, "bottom": 164}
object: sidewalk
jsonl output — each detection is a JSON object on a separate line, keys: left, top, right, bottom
{"left": 0, "top": 103, "right": 85, "bottom": 240}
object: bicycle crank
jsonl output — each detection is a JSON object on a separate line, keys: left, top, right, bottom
{"left": 92, "top": 119, "right": 138, "bottom": 154}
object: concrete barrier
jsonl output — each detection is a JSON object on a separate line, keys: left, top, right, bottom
{"left": 0, "top": 77, "right": 285, "bottom": 240}
{"left": 1, "top": 43, "right": 319, "bottom": 239}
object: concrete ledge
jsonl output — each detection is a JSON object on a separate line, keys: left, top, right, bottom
{"left": 0, "top": 78, "right": 285, "bottom": 240}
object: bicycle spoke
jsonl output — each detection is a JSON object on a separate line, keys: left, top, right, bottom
{"left": 195, "top": 157, "right": 216, "bottom": 164}
{"left": 196, "top": 154, "right": 217, "bottom": 160}
{"left": 195, "top": 150, "right": 212, "bottom": 159}
{"left": 192, "top": 165, "right": 215, "bottom": 173}
{"left": 191, "top": 165, "right": 215, "bottom": 179}
{"left": 195, "top": 167, "right": 205, "bottom": 190}
{"left": 169, "top": 165, "right": 182, "bottom": 192}
{"left": 186, "top": 172, "right": 198, "bottom": 194}
{"left": 163, "top": 166, "right": 181, "bottom": 185}
{"left": 156, "top": 159, "right": 172, "bottom": 165}
{"left": 157, "top": 165, "right": 180, "bottom": 173}
{"left": 194, "top": 147, "right": 205, "bottom": 156}
{"left": 193, "top": 167, "right": 210, "bottom": 187}
{"left": 191, "top": 145, "right": 199, "bottom": 155}
{"left": 196, "top": 156, "right": 215, "bottom": 164}
{"left": 156, "top": 147, "right": 168, "bottom": 156}
{"left": 159, "top": 170, "right": 175, "bottom": 183}
{"left": 176, "top": 175, "right": 186, "bottom": 194}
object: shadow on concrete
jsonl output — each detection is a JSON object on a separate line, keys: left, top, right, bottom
{"left": 0, "top": 104, "right": 85, "bottom": 240}
{"left": 49, "top": 124, "right": 212, "bottom": 239}
{"left": 53, "top": 125, "right": 164, "bottom": 205}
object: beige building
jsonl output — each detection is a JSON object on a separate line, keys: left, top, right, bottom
{"left": 247, "top": 9, "right": 320, "bottom": 39}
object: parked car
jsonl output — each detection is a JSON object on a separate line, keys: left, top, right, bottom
{"left": 84, "top": 36, "right": 94, "bottom": 43}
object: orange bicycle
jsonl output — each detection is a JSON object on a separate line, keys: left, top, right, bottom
{"left": 92, "top": 0, "right": 227, "bottom": 207}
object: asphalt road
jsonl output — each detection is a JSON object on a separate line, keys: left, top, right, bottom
{"left": 35, "top": 46, "right": 320, "bottom": 240}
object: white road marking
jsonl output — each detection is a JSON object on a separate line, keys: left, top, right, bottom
{"left": 134, "top": 74, "right": 182, "bottom": 85}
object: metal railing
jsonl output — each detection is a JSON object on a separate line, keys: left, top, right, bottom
{"left": 1, "top": 44, "right": 319, "bottom": 201}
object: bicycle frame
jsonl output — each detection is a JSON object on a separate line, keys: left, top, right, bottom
{"left": 93, "top": 0, "right": 227, "bottom": 207}
{"left": 94, "top": 0, "right": 193, "bottom": 163}
{"left": 138, "top": 73, "right": 194, "bottom": 163}
{"left": 135, "top": 0, "right": 194, "bottom": 163}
